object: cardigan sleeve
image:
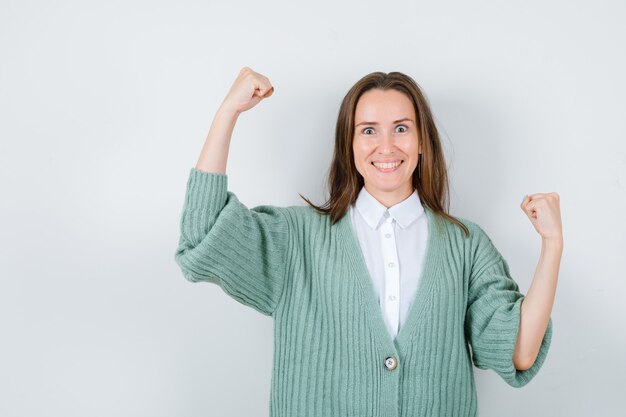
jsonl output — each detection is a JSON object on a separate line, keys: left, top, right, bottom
{"left": 174, "top": 167, "right": 291, "bottom": 317}
{"left": 464, "top": 223, "right": 553, "bottom": 388}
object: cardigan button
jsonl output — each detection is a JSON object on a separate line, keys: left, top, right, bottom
{"left": 384, "top": 356, "right": 398, "bottom": 370}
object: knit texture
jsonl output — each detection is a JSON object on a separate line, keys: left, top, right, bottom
{"left": 174, "top": 167, "right": 553, "bottom": 417}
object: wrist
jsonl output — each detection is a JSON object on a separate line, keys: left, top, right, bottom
{"left": 542, "top": 236, "right": 563, "bottom": 251}
{"left": 217, "top": 101, "right": 241, "bottom": 119}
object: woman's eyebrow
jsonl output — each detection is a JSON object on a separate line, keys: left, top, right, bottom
{"left": 355, "top": 118, "right": 414, "bottom": 127}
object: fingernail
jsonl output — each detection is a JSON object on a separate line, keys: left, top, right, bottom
{"left": 522, "top": 195, "right": 527, "bottom": 204}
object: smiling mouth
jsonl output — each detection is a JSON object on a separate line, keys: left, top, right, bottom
{"left": 371, "top": 160, "right": 404, "bottom": 172}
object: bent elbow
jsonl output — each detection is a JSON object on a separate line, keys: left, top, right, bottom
{"left": 514, "top": 355, "right": 536, "bottom": 371}
{"left": 174, "top": 248, "right": 198, "bottom": 283}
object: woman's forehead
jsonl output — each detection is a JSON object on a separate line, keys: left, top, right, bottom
{"left": 355, "top": 90, "right": 415, "bottom": 122}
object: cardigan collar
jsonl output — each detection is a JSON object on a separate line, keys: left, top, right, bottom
{"left": 337, "top": 205, "right": 444, "bottom": 352}
{"left": 354, "top": 186, "right": 424, "bottom": 230}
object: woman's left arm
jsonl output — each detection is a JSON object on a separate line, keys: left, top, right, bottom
{"left": 513, "top": 192, "right": 563, "bottom": 370}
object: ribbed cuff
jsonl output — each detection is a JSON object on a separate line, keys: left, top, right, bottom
{"left": 508, "top": 313, "right": 553, "bottom": 387}
{"left": 184, "top": 167, "right": 228, "bottom": 212}
{"left": 485, "top": 297, "right": 553, "bottom": 388}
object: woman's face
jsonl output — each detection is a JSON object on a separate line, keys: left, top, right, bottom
{"left": 352, "top": 88, "right": 421, "bottom": 207}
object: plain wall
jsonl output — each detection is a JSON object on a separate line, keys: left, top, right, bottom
{"left": 1, "top": 0, "right": 624, "bottom": 416}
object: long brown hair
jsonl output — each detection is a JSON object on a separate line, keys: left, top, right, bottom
{"left": 299, "top": 71, "right": 470, "bottom": 237}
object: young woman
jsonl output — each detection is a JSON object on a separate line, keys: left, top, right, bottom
{"left": 175, "top": 67, "right": 562, "bottom": 417}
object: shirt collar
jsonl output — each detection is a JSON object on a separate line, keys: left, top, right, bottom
{"left": 353, "top": 186, "right": 424, "bottom": 230}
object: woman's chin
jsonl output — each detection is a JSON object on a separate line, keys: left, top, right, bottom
{"left": 365, "top": 180, "right": 409, "bottom": 194}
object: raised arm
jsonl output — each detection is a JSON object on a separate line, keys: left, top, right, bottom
{"left": 174, "top": 67, "right": 289, "bottom": 317}
{"left": 464, "top": 222, "right": 553, "bottom": 388}
{"left": 513, "top": 193, "right": 562, "bottom": 369}
{"left": 195, "top": 66, "right": 275, "bottom": 174}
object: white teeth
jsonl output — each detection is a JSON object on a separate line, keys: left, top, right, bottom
{"left": 373, "top": 161, "right": 402, "bottom": 169}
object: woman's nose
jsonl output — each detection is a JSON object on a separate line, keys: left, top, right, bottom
{"left": 378, "top": 131, "right": 395, "bottom": 151}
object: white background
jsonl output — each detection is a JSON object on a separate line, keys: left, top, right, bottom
{"left": 1, "top": 0, "right": 624, "bottom": 416}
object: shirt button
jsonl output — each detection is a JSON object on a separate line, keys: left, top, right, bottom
{"left": 384, "top": 233, "right": 391, "bottom": 238}
{"left": 388, "top": 295, "right": 396, "bottom": 301}
{"left": 384, "top": 356, "right": 398, "bottom": 370}
{"left": 388, "top": 262, "right": 395, "bottom": 268}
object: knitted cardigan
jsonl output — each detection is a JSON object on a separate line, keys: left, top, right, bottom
{"left": 174, "top": 167, "right": 553, "bottom": 417}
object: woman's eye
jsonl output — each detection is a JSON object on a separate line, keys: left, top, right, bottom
{"left": 361, "top": 125, "right": 407, "bottom": 135}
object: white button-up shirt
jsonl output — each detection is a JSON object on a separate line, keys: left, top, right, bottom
{"left": 349, "top": 186, "right": 428, "bottom": 340}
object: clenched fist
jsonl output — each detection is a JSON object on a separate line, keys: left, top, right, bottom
{"left": 220, "top": 66, "right": 275, "bottom": 115}
{"left": 521, "top": 193, "right": 563, "bottom": 243}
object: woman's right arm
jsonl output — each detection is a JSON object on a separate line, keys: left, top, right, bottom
{"left": 175, "top": 68, "right": 290, "bottom": 317}
{"left": 195, "top": 66, "right": 275, "bottom": 174}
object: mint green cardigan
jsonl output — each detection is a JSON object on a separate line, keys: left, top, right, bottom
{"left": 174, "top": 167, "right": 553, "bottom": 417}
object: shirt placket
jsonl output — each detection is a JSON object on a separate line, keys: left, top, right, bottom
{"left": 380, "top": 211, "right": 400, "bottom": 338}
